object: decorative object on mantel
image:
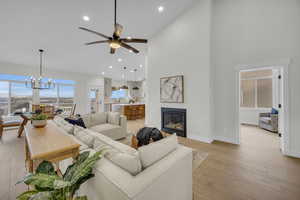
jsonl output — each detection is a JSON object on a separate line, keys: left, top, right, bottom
{"left": 120, "top": 67, "right": 129, "bottom": 89}
{"left": 16, "top": 151, "right": 103, "bottom": 200}
{"left": 25, "top": 49, "right": 55, "bottom": 90}
{"left": 79, "top": 0, "right": 147, "bottom": 54}
{"left": 132, "top": 69, "right": 139, "bottom": 90}
{"left": 31, "top": 113, "right": 47, "bottom": 128}
{"left": 160, "top": 75, "right": 184, "bottom": 103}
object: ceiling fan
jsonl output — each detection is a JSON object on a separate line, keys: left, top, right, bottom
{"left": 79, "top": 0, "right": 147, "bottom": 54}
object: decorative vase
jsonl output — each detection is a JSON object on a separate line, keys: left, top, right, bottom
{"left": 32, "top": 120, "right": 47, "bottom": 128}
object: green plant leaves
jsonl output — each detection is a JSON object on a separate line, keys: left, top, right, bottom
{"left": 24, "top": 173, "right": 62, "bottom": 190}
{"left": 16, "top": 190, "right": 39, "bottom": 200}
{"left": 63, "top": 151, "right": 90, "bottom": 182}
{"left": 70, "top": 151, "right": 102, "bottom": 185}
{"left": 31, "top": 114, "right": 47, "bottom": 120}
{"left": 53, "top": 180, "right": 71, "bottom": 189}
{"left": 36, "top": 161, "right": 56, "bottom": 175}
{"left": 17, "top": 150, "right": 103, "bottom": 200}
{"left": 28, "top": 191, "right": 53, "bottom": 200}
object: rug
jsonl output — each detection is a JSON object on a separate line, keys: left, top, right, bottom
{"left": 118, "top": 132, "right": 208, "bottom": 170}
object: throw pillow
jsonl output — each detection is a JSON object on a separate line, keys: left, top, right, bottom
{"left": 90, "top": 112, "right": 107, "bottom": 127}
{"left": 74, "top": 127, "right": 94, "bottom": 148}
{"left": 81, "top": 114, "right": 92, "bottom": 128}
{"left": 271, "top": 108, "right": 279, "bottom": 114}
{"left": 107, "top": 112, "right": 120, "bottom": 125}
{"left": 61, "top": 123, "right": 74, "bottom": 135}
{"left": 92, "top": 134, "right": 142, "bottom": 175}
{"left": 138, "top": 134, "right": 178, "bottom": 168}
{"left": 105, "top": 148, "right": 142, "bottom": 176}
{"left": 74, "top": 125, "right": 85, "bottom": 135}
{"left": 65, "top": 118, "right": 86, "bottom": 128}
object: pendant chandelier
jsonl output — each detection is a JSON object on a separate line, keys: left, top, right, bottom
{"left": 25, "top": 49, "right": 55, "bottom": 90}
{"left": 132, "top": 69, "right": 139, "bottom": 90}
{"left": 120, "top": 67, "right": 128, "bottom": 90}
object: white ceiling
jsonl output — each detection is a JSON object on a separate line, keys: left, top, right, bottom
{"left": 0, "top": 0, "right": 196, "bottom": 80}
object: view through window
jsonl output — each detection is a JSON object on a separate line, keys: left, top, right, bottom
{"left": 0, "top": 74, "right": 75, "bottom": 115}
{"left": 240, "top": 70, "right": 273, "bottom": 108}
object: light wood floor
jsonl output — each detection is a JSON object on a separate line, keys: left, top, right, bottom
{"left": 1, "top": 121, "right": 300, "bottom": 200}
{"left": 127, "top": 120, "right": 300, "bottom": 200}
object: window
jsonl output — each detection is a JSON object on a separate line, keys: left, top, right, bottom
{"left": 59, "top": 85, "right": 75, "bottom": 108}
{"left": 40, "top": 82, "right": 75, "bottom": 109}
{"left": 240, "top": 70, "right": 273, "bottom": 108}
{"left": 40, "top": 87, "right": 58, "bottom": 105}
{"left": 0, "top": 74, "right": 76, "bottom": 114}
{"left": 257, "top": 79, "right": 272, "bottom": 108}
{"left": 10, "top": 82, "right": 32, "bottom": 113}
{"left": 0, "top": 81, "right": 9, "bottom": 115}
{"left": 111, "top": 89, "right": 127, "bottom": 99}
{"left": 240, "top": 80, "right": 256, "bottom": 108}
{"left": 0, "top": 74, "right": 32, "bottom": 115}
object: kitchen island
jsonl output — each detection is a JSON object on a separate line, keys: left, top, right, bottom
{"left": 110, "top": 103, "right": 145, "bottom": 120}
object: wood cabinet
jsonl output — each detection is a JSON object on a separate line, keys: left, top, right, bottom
{"left": 122, "top": 104, "right": 145, "bottom": 120}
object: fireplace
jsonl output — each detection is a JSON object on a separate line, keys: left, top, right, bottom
{"left": 161, "top": 107, "right": 186, "bottom": 137}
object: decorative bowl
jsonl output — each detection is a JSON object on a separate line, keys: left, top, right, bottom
{"left": 32, "top": 119, "right": 47, "bottom": 128}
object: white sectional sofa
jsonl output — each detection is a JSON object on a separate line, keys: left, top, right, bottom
{"left": 53, "top": 117, "right": 193, "bottom": 200}
{"left": 81, "top": 112, "right": 127, "bottom": 140}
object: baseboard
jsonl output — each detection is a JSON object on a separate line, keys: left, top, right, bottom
{"left": 188, "top": 134, "right": 213, "bottom": 144}
{"left": 285, "top": 150, "right": 300, "bottom": 159}
{"left": 240, "top": 123, "right": 258, "bottom": 127}
{"left": 213, "top": 135, "right": 239, "bottom": 145}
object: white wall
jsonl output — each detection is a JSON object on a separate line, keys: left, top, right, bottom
{"left": 0, "top": 61, "right": 104, "bottom": 114}
{"left": 240, "top": 108, "right": 270, "bottom": 126}
{"left": 146, "top": 0, "right": 213, "bottom": 142}
{"left": 147, "top": 0, "right": 300, "bottom": 157}
{"left": 211, "top": 0, "right": 300, "bottom": 155}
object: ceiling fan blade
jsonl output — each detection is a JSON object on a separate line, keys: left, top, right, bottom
{"left": 85, "top": 40, "right": 110, "bottom": 45}
{"left": 114, "top": 23, "right": 123, "bottom": 37}
{"left": 120, "top": 38, "right": 148, "bottom": 43}
{"left": 120, "top": 42, "right": 139, "bottom": 54}
{"left": 79, "top": 27, "right": 111, "bottom": 39}
{"left": 110, "top": 48, "right": 116, "bottom": 54}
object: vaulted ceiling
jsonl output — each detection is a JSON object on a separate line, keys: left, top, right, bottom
{"left": 0, "top": 0, "right": 197, "bottom": 80}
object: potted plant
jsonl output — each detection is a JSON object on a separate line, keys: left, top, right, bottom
{"left": 17, "top": 150, "right": 103, "bottom": 200}
{"left": 31, "top": 113, "right": 48, "bottom": 128}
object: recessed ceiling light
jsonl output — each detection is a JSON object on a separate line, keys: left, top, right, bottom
{"left": 130, "top": 70, "right": 134, "bottom": 73}
{"left": 158, "top": 6, "right": 164, "bottom": 13}
{"left": 127, "top": 36, "right": 132, "bottom": 40}
{"left": 118, "top": 58, "right": 122, "bottom": 62}
{"left": 139, "top": 64, "right": 143, "bottom": 68}
{"left": 129, "top": 50, "right": 133, "bottom": 53}
{"left": 101, "top": 72, "right": 105, "bottom": 75}
{"left": 83, "top": 15, "right": 90, "bottom": 21}
{"left": 109, "top": 66, "right": 113, "bottom": 69}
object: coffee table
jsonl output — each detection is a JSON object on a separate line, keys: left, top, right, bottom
{"left": 25, "top": 120, "right": 80, "bottom": 173}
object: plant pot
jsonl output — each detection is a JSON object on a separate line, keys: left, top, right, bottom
{"left": 32, "top": 119, "right": 47, "bottom": 128}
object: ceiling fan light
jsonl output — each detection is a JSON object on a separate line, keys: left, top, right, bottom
{"left": 110, "top": 41, "right": 121, "bottom": 49}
